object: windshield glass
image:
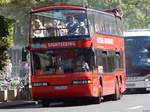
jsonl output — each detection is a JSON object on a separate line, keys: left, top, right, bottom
{"left": 31, "top": 9, "right": 89, "bottom": 38}
{"left": 31, "top": 49, "right": 94, "bottom": 75}
{"left": 125, "top": 36, "right": 150, "bottom": 75}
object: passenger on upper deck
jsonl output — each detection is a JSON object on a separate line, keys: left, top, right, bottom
{"left": 57, "top": 20, "right": 67, "bottom": 36}
{"left": 45, "top": 21, "right": 56, "bottom": 37}
{"left": 66, "top": 16, "right": 79, "bottom": 35}
{"left": 32, "top": 19, "right": 46, "bottom": 37}
{"left": 78, "top": 22, "right": 86, "bottom": 35}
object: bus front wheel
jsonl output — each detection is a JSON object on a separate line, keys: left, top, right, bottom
{"left": 93, "top": 96, "right": 101, "bottom": 104}
{"left": 92, "top": 88, "right": 102, "bottom": 104}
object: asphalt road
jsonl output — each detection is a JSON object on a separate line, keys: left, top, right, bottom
{"left": 1, "top": 93, "right": 150, "bottom": 112}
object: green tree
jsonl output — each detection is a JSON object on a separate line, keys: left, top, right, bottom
{"left": 0, "top": 16, "right": 13, "bottom": 71}
{"left": 0, "top": 0, "right": 150, "bottom": 78}
{"left": 121, "top": 0, "right": 150, "bottom": 30}
{"left": 57, "top": 0, "right": 150, "bottom": 30}
{"left": 1, "top": 0, "right": 150, "bottom": 34}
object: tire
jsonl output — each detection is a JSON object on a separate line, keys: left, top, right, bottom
{"left": 92, "top": 87, "right": 102, "bottom": 104}
{"left": 41, "top": 100, "right": 49, "bottom": 107}
{"left": 113, "top": 80, "right": 121, "bottom": 100}
{"left": 93, "top": 96, "right": 101, "bottom": 104}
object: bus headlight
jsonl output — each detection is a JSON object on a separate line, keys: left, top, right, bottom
{"left": 145, "top": 79, "right": 149, "bottom": 82}
{"left": 144, "top": 78, "right": 150, "bottom": 82}
{"left": 32, "top": 82, "right": 48, "bottom": 87}
{"left": 72, "top": 80, "right": 92, "bottom": 85}
{"left": 144, "top": 76, "right": 150, "bottom": 82}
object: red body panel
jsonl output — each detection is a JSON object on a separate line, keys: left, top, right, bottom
{"left": 91, "top": 33, "right": 126, "bottom": 95}
{"left": 92, "top": 34, "right": 124, "bottom": 50}
{"left": 32, "top": 72, "right": 100, "bottom": 100}
{"left": 29, "top": 40, "right": 92, "bottom": 51}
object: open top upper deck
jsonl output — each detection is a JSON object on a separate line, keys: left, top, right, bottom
{"left": 32, "top": 5, "right": 86, "bottom": 13}
{"left": 29, "top": 5, "right": 123, "bottom": 51}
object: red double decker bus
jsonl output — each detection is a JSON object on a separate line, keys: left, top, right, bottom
{"left": 28, "top": 5, "right": 126, "bottom": 106}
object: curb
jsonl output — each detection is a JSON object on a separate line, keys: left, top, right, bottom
{"left": 0, "top": 101, "right": 36, "bottom": 109}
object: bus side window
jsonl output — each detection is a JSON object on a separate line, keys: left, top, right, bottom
{"left": 107, "top": 52, "right": 115, "bottom": 72}
{"left": 87, "top": 11, "right": 95, "bottom": 37}
{"left": 95, "top": 49, "right": 102, "bottom": 67}
{"left": 102, "top": 51, "right": 108, "bottom": 73}
{"left": 33, "top": 54, "right": 41, "bottom": 72}
{"left": 86, "top": 47, "right": 97, "bottom": 70}
{"left": 116, "top": 52, "right": 123, "bottom": 69}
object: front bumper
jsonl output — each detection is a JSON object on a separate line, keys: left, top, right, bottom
{"left": 32, "top": 84, "right": 99, "bottom": 100}
{"left": 126, "top": 81, "right": 150, "bottom": 90}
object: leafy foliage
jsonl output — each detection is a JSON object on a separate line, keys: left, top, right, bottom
{"left": 1, "top": 0, "right": 150, "bottom": 30}
{"left": 35, "top": 0, "right": 150, "bottom": 30}
{"left": 0, "top": 16, "right": 13, "bottom": 71}
{"left": 0, "top": 0, "right": 150, "bottom": 71}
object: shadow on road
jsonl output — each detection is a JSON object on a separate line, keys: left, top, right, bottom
{"left": 3, "top": 93, "right": 141, "bottom": 109}
{"left": 4, "top": 99, "right": 110, "bottom": 109}
{"left": 124, "top": 89, "right": 150, "bottom": 95}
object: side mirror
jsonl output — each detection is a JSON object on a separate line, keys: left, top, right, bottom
{"left": 25, "top": 46, "right": 30, "bottom": 51}
{"left": 22, "top": 47, "right": 28, "bottom": 61}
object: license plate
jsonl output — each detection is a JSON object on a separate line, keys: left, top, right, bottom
{"left": 55, "top": 86, "right": 68, "bottom": 90}
{"left": 126, "top": 83, "right": 135, "bottom": 87}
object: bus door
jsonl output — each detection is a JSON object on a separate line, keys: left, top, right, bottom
{"left": 101, "top": 51, "right": 115, "bottom": 95}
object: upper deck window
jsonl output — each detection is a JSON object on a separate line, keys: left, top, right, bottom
{"left": 87, "top": 10, "right": 123, "bottom": 36}
{"left": 31, "top": 9, "right": 89, "bottom": 39}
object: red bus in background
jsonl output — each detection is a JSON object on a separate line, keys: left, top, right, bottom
{"left": 28, "top": 5, "right": 126, "bottom": 106}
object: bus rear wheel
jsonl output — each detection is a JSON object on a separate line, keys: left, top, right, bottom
{"left": 113, "top": 80, "right": 121, "bottom": 100}
{"left": 41, "top": 100, "right": 50, "bottom": 107}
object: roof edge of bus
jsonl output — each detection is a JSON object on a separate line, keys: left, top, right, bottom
{"left": 124, "top": 29, "right": 150, "bottom": 37}
{"left": 31, "top": 5, "right": 86, "bottom": 13}
{"left": 104, "top": 8, "right": 123, "bottom": 19}
{"left": 128, "top": 29, "right": 150, "bottom": 32}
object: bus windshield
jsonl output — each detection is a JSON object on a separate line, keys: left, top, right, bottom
{"left": 31, "top": 48, "right": 95, "bottom": 74}
{"left": 31, "top": 9, "right": 89, "bottom": 38}
{"left": 125, "top": 36, "right": 150, "bottom": 73}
